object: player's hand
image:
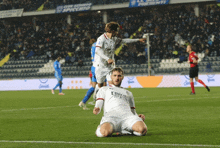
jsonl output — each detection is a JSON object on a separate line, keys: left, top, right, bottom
{"left": 107, "top": 59, "right": 114, "bottom": 64}
{"left": 139, "top": 38, "right": 146, "bottom": 43}
{"left": 139, "top": 114, "right": 145, "bottom": 121}
{"left": 93, "top": 107, "right": 100, "bottom": 115}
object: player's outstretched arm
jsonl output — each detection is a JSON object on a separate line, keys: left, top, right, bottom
{"left": 121, "top": 38, "right": 146, "bottom": 44}
{"left": 95, "top": 47, "right": 109, "bottom": 61}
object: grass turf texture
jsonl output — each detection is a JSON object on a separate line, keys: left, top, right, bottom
{"left": 0, "top": 87, "right": 220, "bottom": 148}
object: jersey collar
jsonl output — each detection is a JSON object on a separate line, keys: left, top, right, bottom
{"left": 104, "top": 33, "right": 109, "bottom": 40}
{"left": 109, "top": 84, "right": 123, "bottom": 88}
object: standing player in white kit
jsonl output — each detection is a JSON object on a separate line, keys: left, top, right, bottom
{"left": 93, "top": 67, "right": 147, "bottom": 137}
{"left": 94, "top": 22, "right": 146, "bottom": 97}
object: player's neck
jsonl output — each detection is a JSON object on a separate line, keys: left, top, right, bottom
{"left": 110, "top": 84, "right": 121, "bottom": 87}
{"left": 106, "top": 32, "right": 112, "bottom": 39}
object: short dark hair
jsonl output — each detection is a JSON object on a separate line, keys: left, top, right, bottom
{"left": 111, "top": 67, "right": 124, "bottom": 75}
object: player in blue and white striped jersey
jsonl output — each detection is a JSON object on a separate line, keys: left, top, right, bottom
{"left": 51, "top": 56, "right": 65, "bottom": 95}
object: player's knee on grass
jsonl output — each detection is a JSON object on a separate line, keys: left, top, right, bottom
{"left": 96, "top": 126, "right": 104, "bottom": 137}
{"left": 132, "top": 121, "right": 147, "bottom": 136}
{"left": 96, "top": 123, "right": 113, "bottom": 137}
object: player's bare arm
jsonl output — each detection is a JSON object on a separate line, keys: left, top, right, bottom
{"left": 139, "top": 38, "right": 146, "bottom": 43}
{"left": 93, "top": 107, "right": 100, "bottom": 115}
{"left": 193, "top": 58, "right": 198, "bottom": 63}
{"left": 107, "top": 59, "right": 114, "bottom": 64}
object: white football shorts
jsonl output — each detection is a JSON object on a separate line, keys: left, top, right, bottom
{"left": 95, "top": 67, "right": 112, "bottom": 83}
{"left": 99, "top": 115, "right": 143, "bottom": 133}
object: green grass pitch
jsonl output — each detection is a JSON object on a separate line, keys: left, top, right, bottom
{"left": 0, "top": 87, "right": 220, "bottom": 148}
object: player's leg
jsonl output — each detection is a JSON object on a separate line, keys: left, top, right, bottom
{"left": 93, "top": 69, "right": 106, "bottom": 100}
{"left": 52, "top": 76, "right": 60, "bottom": 94}
{"left": 79, "top": 81, "right": 96, "bottom": 109}
{"left": 195, "top": 77, "right": 210, "bottom": 92}
{"left": 132, "top": 121, "right": 147, "bottom": 136}
{"left": 189, "top": 67, "right": 195, "bottom": 94}
{"left": 58, "top": 76, "right": 65, "bottom": 95}
{"left": 96, "top": 122, "right": 114, "bottom": 137}
{"left": 82, "top": 82, "right": 96, "bottom": 103}
{"left": 122, "top": 115, "right": 147, "bottom": 136}
{"left": 190, "top": 78, "right": 195, "bottom": 94}
{"left": 106, "top": 72, "right": 113, "bottom": 85}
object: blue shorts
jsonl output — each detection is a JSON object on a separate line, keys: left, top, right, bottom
{"left": 91, "top": 66, "right": 106, "bottom": 83}
{"left": 55, "top": 74, "right": 63, "bottom": 81}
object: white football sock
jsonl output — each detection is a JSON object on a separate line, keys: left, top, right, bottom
{"left": 133, "top": 131, "right": 144, "bottom": 136}
{"left": 93, "top": 84, "right": 100, "bottom": 101}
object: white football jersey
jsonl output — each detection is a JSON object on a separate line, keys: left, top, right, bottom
{"left": 96, "top": 84, "right": 135, "bottom": 117}
{"left": 93, "top": 33, "right": 121, "bottom": 68}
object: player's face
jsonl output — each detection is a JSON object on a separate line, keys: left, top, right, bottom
{"left": 186, "top": 45, "right": 191, "bottom": 53}
{"left": 111, "top": 71, "right": 124, "bottom": 86}
{"left": 112, "top": 31, "right": 118, "bottom": 37}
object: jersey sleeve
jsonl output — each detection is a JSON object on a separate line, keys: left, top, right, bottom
{"left": 96, "top": 87, "right": 106, "bottom": 101}
{"left": 91, "top": 45, "right": 96, "bottom": 62}
{"left": 129, "top": 92, "right": 138, "bottom": 115}
{"left": 191, "top": 52, "right": 198, "bottom": 61}
{"left": 193, "top": 52, "right": 198, "bottom": 60}
{"left": 95, "top": 46, "right": 110, "bottom": 61}
{"left": 121, "top": 38, "right": 139, "bottom": 44}
{"left": 54, "top": 62, "right": 58, "bottom": 69}
{"left": 96, "top": 36, "right": 104, "bottom": 48}
{"left": 129, "top": 92, "right": 135, "bottom": 109}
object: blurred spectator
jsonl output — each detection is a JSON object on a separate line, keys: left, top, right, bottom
{"left": 178, "top": 53, "right": 187, "bottom": 63}
{"left": 206, "top": 62, "right": 212, "bottom": 72}
{"left": 137, "top": 51, "right": 146, "bottom": 64}
{"left": 1, "top": 3, "right": 220, "bottom": 65}
{"left": 77, "top": 59, "right": 84, "bottom": 67}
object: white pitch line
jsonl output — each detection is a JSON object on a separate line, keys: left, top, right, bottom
{"left": 0, "top": 140, "right": 220, "bottom": 147}
{"left": 136, "top": 96, "right": 219, "bottom": 103}
{"left": 1, "top": 105, "right": 77, "bottom": 112}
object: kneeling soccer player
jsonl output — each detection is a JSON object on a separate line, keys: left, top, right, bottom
{"left": 93, "top": 67, "right": 147, "bottom": 137}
